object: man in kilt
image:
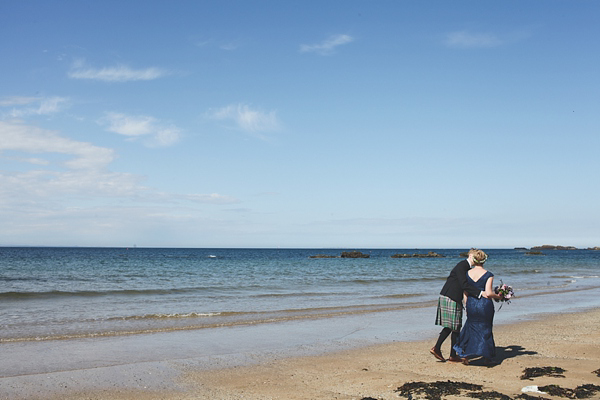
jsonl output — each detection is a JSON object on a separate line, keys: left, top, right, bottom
{"left": 431, "top": 249, "right": 486, "bottom": 362}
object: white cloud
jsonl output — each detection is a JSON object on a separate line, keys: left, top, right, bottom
{"left": 0, "top": 96, "right": 40, "bottom": 107}
{"left": 0, "top": 120, "right": 237, "bottom": 210}
{"left": 444, "top": 31, "right": 503, "bottom": 48}
{"left": 192, "top": 35, "right": 241, "bottom": 51}
{"left": 300, "top": 34, "right": 354, "bottom": 55}
{"left": 183, "top": 193, "right": 240, "bottom": 205}
{"left": 208, "top": 104, "right": 279, "bottom": 136}
{"left": 4, "top": 156, "right": 50, "bottom": 166}
{"left": 0, "top": 120, "right": 143, "bottom": 205}
{"left": 101, "top": 112, "right": 181, "bottom": 147}
{"left": 0, "top": 120, "right": 114, "bottom": 170}
{"left": 68, "top": 60, "right": 167, "bottom": 82}
{"left": 1, "top": 96, "right": 69, "bottom": 118}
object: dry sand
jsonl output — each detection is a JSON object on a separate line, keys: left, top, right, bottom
{"left": 15, "top": 308, "right": 600, "bottom": 399}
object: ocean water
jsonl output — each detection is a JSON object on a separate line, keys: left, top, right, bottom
{"left": 2, "top": 247, "right": 600, "bottom": 344}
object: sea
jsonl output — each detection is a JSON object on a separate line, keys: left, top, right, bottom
{"left": 2, "top": 247, "right": 600, "bottom": 345}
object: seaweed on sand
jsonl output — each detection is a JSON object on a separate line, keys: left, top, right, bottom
{"left": 388, "top": 378, "right": 600, "bottom": 400}
{"left": 515, "top": 394, "right": 551, "bottom": 400}
{"left": 395, "top": 380, "right": 482, "bottom": 400}
{"left": 520, "top": 366, "right": 566, "bottom": 380}
{"left": 592, "top": 368, "right": 600, "bottom": 377}
{"left": 538, "top": 384, "right": 600, "bottom": 399}
{"left": 466, "top": 390, "right": 512, "bottom": 399}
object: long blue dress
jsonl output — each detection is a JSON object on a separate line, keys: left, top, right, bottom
{"left": 453, "top": 270, "right": 496, "bottom": 360}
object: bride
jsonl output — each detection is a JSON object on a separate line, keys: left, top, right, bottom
{"left": 453, "top": 249, "right": 504, "bottom": 364}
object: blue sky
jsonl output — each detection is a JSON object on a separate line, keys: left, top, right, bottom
{"left": 1, "top": 1, "right": 599, "bottom": 248}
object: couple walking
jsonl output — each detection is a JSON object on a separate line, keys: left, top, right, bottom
{"left": 431, "top": 248, "right": 503, "bottom": 365}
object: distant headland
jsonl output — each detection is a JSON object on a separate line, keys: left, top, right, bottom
{"left": 517, "top": 245, "right": 600, "bottom": 251}
{"left": 515, "top": 245, "right": 600, "bottom": 255}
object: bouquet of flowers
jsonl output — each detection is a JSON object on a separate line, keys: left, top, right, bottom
{"left": 494, "top": 281, "right": 514, "bottom": 304}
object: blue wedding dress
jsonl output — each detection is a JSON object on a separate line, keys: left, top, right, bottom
{"left": 453, "top": 270, "right": 496, "bottom": 360}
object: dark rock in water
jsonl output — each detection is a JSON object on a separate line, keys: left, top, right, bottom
{"left": 514, "top": 247, "right": 528, "bottom": 250}
{"left": 531, "top": 245, "right": 577, "bottom": 250}
{"left": 459, "top": 251, "right": 469, "bottom": 257}
{"left": 391, "top": 251, "right": 445, "bottom": 258}
{"left": 341, "top": 251, "right": 370, "bottom": 258}
{"left": 525, "top": 251, "right": 544, "bottom": 256}
{"left": 521, "top": 366, "right": 566, "bottom": 380}
{"left": 310, "top": 251, "right": 370, "bottom": 258}
{"left": 309, "top": 254, "right": 338, "bottom": 258}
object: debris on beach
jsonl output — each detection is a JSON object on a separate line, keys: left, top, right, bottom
{"left": 520, "top": 366, "right": 566, "bottom": 380}
{"left": 520, "top": 385, "right": 551, "bottom": 398}
{"left": 593, "top": 368, "right": 600, "bottom": 377}
{"left": 395, "top": 380, "right": 482, "bottom": 400}
{"left": 537, "top": 383, "right": 600, "bottom": 398}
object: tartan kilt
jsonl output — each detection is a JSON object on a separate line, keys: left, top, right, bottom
{"left": 435, "top": 295, "right": 463, "bottom": 332}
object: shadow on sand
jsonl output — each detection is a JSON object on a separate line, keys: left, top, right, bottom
{"left": 466, "top": 345, "right": 538, "bottom": 367}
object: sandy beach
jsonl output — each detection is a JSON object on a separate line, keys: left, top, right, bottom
{"left": 4, "top": 307, "right": 598, "bottom": 400}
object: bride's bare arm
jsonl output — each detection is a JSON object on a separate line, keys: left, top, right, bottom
{"left": 485, "top": 277, "right": 503, "bottom": 300}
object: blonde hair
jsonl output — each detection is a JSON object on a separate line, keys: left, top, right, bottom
{"left": 469, "top": 248, "right": 488, "bottom": 265}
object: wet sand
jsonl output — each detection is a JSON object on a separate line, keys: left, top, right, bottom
{"left": 3, "top": 307, "right": 599, "bottom": 399}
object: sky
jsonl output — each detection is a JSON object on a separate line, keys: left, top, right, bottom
{"left": 1, "top": 1, "right": 599, "bottom": 249}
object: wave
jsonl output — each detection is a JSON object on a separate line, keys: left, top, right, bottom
{"left": 114, "top": 312, "right": 223, "bottom": 320}
{"left": 349, "top": 276, "right": 445, "bottom": 285}
{"left": 0, "top": 300, "right": 439, "bottom": 343}
{"left": 512, "top": 284, "right": 600, "bottom": 298}
{"left": 252, "top": 292, "right": 341, "bottom": 298}
{"left": 500, "top": 269, "right": 543, "bottom": 275}
{"left": 0, "top": 276, "right": 47, "bottom": 282}
{"left": 0, "top": 287, "right": 213, "bottom": 300}
{"left": 379, "top": 293, "right": 424, "bottom": 299}
{"left": 4, "top": 285, "right": 600, "bottom": 343}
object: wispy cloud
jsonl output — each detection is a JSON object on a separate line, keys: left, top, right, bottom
{"left": 0, "top": 120, "right": 115, "bottom": 171}
{"left": 100, "top": 112, "right": 181, "bottom": 147}
{"left": 0, "top": 120, "right": 139, "bottom": 204}
{"left": 192, "top": 36, "right": 241, "bottom": 51}
{"left": 444, "top": 31, "right": 504, "bottom": 48}
{"left": 0, "top": 96, "right": 40, "bottom": 107}
{"left": 300, "top": 34, "right": 354, "bottom": 55}
{"left": 68, "top": 60, "right": 167, "bottom": 82}
{"left": 183, "top": 193, "right": 240, "bottom": 205}
{"left": 0, "top": 120, "right": 238, "bottom": 209}
{"left": 1, "top": 96, "right": 69, "bottom": 118}
{"left": 208, "top": 103, "right": 280, "bottom": 138}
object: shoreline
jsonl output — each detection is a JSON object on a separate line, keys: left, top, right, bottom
{"left": 1, "top": 306, "right": 599, "bottom": 399}
{"left": 5, "top": 285, "right": 600, "bottom": 344}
